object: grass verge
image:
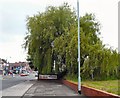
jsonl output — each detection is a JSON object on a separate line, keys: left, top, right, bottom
{"left": 67, "top": 79, "right": 119, "bottom": 95}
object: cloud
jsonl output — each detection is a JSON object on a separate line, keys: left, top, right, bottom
{"left": 0, "top": 34, "right": 27, "bottom": 62}
{"left": 0, "top": 0, "right": 118, "bottom": 62}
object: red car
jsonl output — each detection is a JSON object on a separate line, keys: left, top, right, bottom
{"left": 20, "top": 71, "right": 29, "bottom": 76}
{"left": 8, "top": 71, "right": 13, "bottom": 75}
{"left": 20, "top": 73, "right": 28, "bottom": 76}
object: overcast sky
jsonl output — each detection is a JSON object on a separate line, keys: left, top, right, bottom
{"left": 0, "top": 0, "right": 119, "bottom": 63}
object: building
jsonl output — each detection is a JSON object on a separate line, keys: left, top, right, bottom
{"left": 9, "top": 62, "right": 31, "bottom": 74}
{"left": 0, "top": 58, "right": 3, "bottom": 75}
{"left": 0, "top": 58, "right": 7, "bottom": 75}
{"left": 0, "top": 58, "right": 31, "bottom": 75}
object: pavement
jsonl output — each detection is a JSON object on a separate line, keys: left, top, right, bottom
{"left": 23, "top": 80, "right": 87, "bottom": 97}
{"left": 2, "top": 74, "right": 16, "bottom": 80}
{"left": 1, "top": 78, "right": 87, "bottom": 98}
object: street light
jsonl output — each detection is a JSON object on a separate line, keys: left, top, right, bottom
{"left": 77, "top": 0, "right": 81, "bottom": 94}
{"left": 51, "top": 41, "right": 55, "bottom": 72}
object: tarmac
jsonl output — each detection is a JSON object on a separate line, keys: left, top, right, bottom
{"left": 2, "top": 80, "right": 35, "bottom": 97}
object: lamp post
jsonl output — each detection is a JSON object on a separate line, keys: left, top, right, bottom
{"left": 77, "top": 0, "right": 81, "bottom": 94}
{"left": 51, "top": 41, "right": 55, "bottom": 73}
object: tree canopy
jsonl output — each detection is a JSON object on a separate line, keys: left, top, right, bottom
{"left": 23, "top": 3, "right": 119, "bottom": 80}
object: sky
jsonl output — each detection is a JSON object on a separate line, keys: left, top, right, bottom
{"left": 0, "top": 0, "right": 119, "bottom": 63}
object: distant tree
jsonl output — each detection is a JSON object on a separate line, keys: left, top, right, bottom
{"left": 2, "top": 59, "right": 7, "bottom": 63}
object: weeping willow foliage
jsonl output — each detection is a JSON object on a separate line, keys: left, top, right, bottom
{"left": 24, "top": 3, "right": 119, "bottom": 80}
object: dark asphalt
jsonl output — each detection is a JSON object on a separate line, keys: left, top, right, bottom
{"left": 2, "top": 76, "right": 27, "bottom": 90}
{"left": 1, "top": 73, "right": 36, "bottom": 90}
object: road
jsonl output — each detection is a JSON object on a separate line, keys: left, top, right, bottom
{"left": 0, "top": 72, "right": 36, "bottom": 91}
{"left": 0, "top": 73, "right": 87, "bottom": 97}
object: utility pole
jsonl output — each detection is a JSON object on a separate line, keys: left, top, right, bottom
{"left": 77, "top": 0, "right": 81, "bottom": 94}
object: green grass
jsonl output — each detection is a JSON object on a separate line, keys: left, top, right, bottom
{"left": 67, "top": 79, "right": 119, "bottom": 95}
{"left": 81, "top": 80, "right": 119, "bottom": 95}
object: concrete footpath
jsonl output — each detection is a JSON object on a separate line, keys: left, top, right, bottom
{"left": 1, "top": 80, "right": 87, "bottom": 97}
{"left": 23, "top": 80, "right": 87, "bottom": 97}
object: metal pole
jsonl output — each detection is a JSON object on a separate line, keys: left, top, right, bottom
{"left": 77, "top": 0, "right": 81, "bottom": 94}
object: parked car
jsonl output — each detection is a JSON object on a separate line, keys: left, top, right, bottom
{"left": 35, "top": 71, "right": 38, "bottom": 77}
{"left": 8, "top": 71, "right": 12, "bottom": 75}
{"left": 20, "top": 70, "right": 29, "bottom": 76}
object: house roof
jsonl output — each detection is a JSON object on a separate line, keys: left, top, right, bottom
{"left": 9, "top": 62, "right": 27, "bottom": 67}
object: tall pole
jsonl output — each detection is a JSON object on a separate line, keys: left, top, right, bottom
{"left": 77, "top": 0, "right": 81, "bottom": 94}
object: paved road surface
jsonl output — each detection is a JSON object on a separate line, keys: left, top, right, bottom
{"left": 0, "top": 72, "right": 36, "bottom": 90}
{"left": 23, "top": 80, "right": 87, "bottom": 97}
{"left": 0, "top": 73, "right": 87, "bottom": 97}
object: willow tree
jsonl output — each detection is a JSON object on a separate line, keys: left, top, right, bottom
{"left": 23, "top": 3, "right": 77, "bottom": 74}
{"left": 23, "top": 3, "right": 119, "bottom": 80}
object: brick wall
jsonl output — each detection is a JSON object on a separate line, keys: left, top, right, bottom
{"left": 61, "top": 80, "right": 120, "bottom": 98}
